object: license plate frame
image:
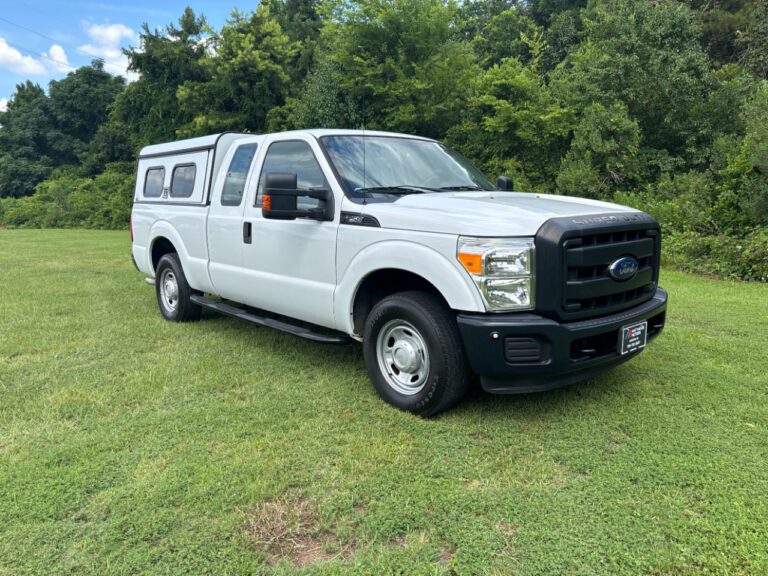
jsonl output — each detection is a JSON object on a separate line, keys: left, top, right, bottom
{"left": 619, "top": 320, "right": 648, "bottom": 355}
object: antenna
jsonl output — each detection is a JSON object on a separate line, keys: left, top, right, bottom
{"left": 362, "top": 122, "right": 367, "bottom": 205}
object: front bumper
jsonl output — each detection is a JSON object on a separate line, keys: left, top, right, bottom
{"left": 457, "top": 288, "right": 668, "bottom": 393}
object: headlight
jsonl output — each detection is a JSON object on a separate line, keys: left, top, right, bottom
{"left": 457, "top": 237, "right": 535, "bottom": 311}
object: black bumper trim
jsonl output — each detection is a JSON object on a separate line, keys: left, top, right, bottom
{"left": 456, "top": 288, "right": 668, "bottom": 394}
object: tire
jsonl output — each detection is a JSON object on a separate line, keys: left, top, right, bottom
{"left": 155, "top": 253, "right": 202, "bottom": 322}
{"left": 363, "top": 291, "right": 470, "bottom": 416}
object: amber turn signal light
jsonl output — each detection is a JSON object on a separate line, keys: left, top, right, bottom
{"left": 458, "top": 252, "right": 483, "bottom": 274}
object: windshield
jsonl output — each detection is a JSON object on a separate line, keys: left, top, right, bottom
{"left": 320, "top": 135, "right": 495, "bottom": 201}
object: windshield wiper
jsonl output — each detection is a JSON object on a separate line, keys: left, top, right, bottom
{"left": 438, "top": 185, "right": 484, "bottom": 191}
{"left": 355, "top": 185, "right": 435, "bottom": 195}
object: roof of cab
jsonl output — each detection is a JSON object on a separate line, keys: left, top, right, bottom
{"left": 137, "top": 129, "right": 435, "bottom": 158}
{"left": 288, "top": 128, "right": 435, "bottom": 141}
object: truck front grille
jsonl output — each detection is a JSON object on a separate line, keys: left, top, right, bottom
{"left": 534, "top": 213, "right": 661, "bottom": 322}
{"left": 563, "top": 228, "right": 658, "bottom": 316}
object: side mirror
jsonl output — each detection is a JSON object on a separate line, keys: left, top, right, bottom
{"left": 497, "top": 176, "right": 514, "bottom": 191}
{"left": 264, "top": 172, "right": 298, "bottom": 219}
{"left": 262, "top": 172, "right": 333, "bottom": 221}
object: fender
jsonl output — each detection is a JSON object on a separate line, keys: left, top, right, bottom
{"left": 334, "top": 240, "right": 486, "bottom": 335}
{"left": 147, "top": 220, "right": 216, "bottom": 294}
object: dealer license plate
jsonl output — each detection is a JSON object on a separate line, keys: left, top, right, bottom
{"left": 619, "top": 321, "right": 647, "bottom": 355}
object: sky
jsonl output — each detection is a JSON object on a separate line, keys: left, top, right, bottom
{"left": 0, "top": 1, "right": 243, "bottom": 111}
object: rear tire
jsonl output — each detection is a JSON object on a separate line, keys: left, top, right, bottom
{"left": 363, "top": 291, "right": 470, "bottom": 416}
{"left": 155, "top": 253, "right": 202, "bottom": 322}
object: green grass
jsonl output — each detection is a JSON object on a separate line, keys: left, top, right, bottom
{"left": 1, "top": 229, "right": 767, "bottom": 576}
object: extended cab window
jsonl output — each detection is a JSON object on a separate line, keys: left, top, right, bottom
{"left": 171, "top": 164, "right": 196, "bottom": 198}
{"left": 221, "top": 143, "right": 258, "bottom": 206}
{"left": 257, "top": 141, "right": 327, "bottom": 209}
{"left": 144, "top": 167, "right": 165, "bottom": 198}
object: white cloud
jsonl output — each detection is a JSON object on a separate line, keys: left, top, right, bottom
{"left": 0, "top": 37, "right": 47, "bottom": 75}
{"left": 0, "top": 36, "right": 72, "bottom": 77}
{"left": 0, "top": 98, "right": 8, "bottom": 112}
{"left": 78, "top": 22, "right": 138, "bottom": 79}
{"left": 42, "top": 44, "right": 71, "bottom": 73}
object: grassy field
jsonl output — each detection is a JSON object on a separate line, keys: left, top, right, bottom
{"left": 1, "top": 229, "right": 767, "bottom": 576}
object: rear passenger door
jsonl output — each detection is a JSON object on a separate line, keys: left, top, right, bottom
{"left": 207, "top": 141, "right": 260, "bottom": 301}
{"left": 237, "top": 135, "right": 340, "bottom": 328}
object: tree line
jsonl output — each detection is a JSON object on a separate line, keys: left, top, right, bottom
{"left": 0, "top": 0, "right": 766, "bottom": 280}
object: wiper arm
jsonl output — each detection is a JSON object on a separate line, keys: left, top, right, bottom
{"left": 438, "top": 185, "right": 484, "bottom": 191}
{"left": 355, "top": 185, "right": 436, "bottom": 195}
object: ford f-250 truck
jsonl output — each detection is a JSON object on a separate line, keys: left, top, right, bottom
{"left": 131, "top": 129, "right": 667, "bottom": 416}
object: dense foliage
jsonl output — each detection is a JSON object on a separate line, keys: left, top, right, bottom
{"left": 0, "top": 0, "right": 766, "bottom": 280}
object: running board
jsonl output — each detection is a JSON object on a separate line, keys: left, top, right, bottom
{"left": 190, "top": 294, "right": 350, "bottom": 344}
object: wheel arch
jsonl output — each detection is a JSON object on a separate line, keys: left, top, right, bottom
{"left": 146, "top": 221, "right": 188, "bottom": 275}
{"left": 151, "top": 236, "right": 177, "bottom": 273}
{"left": 336, "top": 241, "right": 485, "bottom": 337}
{"left": 351, "top": 269, "right": 444, "bottom": 337}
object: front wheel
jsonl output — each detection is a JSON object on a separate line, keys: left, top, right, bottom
{"left": 155, "top": 253, "right": 201, "bottom": 322}
{"left": 363, "top": 291, "right": 470, "bottom": 416}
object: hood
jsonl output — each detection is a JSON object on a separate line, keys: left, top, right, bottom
{"left": 354, "top": 191, "right": 642, "bottom": 237}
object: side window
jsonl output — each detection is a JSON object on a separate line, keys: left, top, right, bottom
{"left": 144, "top": 167, "right": 165, "bottom": 198}
{"left": 257, "top": 141, "right": 327, "bottom": 209}
{"left": 221, "top": 143, "right": 258, "bottom": 206}
{"left": 170, "top": 164, "right": 196, "bottom": 198}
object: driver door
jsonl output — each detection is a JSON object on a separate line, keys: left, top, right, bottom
{"left": 237, "top": 134, "right": 340, "bottom": 329}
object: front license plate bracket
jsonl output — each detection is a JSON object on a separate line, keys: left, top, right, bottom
{"left": 619, "top": 320, "right": 647, "bottom": 355}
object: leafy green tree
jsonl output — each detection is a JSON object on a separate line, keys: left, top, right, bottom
{"left": 267, "top": 0, "right": 324, "bottom": 80}
{"left": 687, "top": 64, "right": 754, "bottom": 168}
{"left": 719, "top": 81, "right": 768, "bottom": 228}
{"left": 457, "top": 0, "right": 520, "bottom": 38}
{"left": 551, "top": 0, "right": 710, "bottom": 165}
{"left": 268, "top": 58, "right": 363, "bottom": 130}
{"left": 738, "top": 0, "right": 768, "bottom": 79}
{"left": 0, "top": 81, "right": 69, "bottom": 198}
{"left": 112, "top": 8, "right": 210, "bottom": 145}
{"left": 696, "top": 1, "right": 750, "bottom": 66}
{"left": 527, "top": 0, "right": 587, "bottom": 25}
{"left": 0, "top": 63, "right": 126, "bottom": 197}
{"left": 79, "top": 121, "right": 137, "bottom": 176}
{"left": 539, "top": 8, "right": 583, "bottom": 72}
{"left": 556, "top": 102, "right": 641, "bottom": 198}
{"left": 470, "top": 8, "right": 544, "bottom": 67}
{"left": 48, "top": 61, "right": 125, "bottom": 146}
{"left": 177, "top": 5, "right": 297, "bottom": 136}
{"left": 322, "top": 0, "right": 479, "bottom": 138}
{"left": 446, "top": 57, "right": 573, "bottom": 189}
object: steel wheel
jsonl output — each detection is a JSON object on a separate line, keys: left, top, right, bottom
{"left": 160, "top": 268, "right": 179, "bottom": 313}
{"left": 375, "top": 319, "right": 430, "bottom": 395}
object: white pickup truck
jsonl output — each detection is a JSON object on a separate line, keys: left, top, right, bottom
{"left": 131, "top": 129, "right": 667, "bottom": 415}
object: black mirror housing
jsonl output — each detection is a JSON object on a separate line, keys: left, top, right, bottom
{"left": 497, "top": 176, "right": 514, "bottom": 191}
{"left": 264, "top": 173, "right": 298, "bottom": 219}
{"left": 262, "top": 172, "right": 333, "bottom": 221}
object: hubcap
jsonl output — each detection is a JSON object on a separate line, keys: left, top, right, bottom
{"left": 160, "top": 269, "right": 179, "bottom": 312}
{"left": 376, "top": 320, "right": 430, "bottom": 395}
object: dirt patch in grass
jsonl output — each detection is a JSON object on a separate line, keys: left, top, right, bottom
{"left": 244, "top": 497, "right": 353, "bottom": 567}
{"left": 439, "top": 544, "right": 457, "bottom": 564}
{"left": 390, "top": 533, "right": 408, "bottom": 548}
{"left": 498, "top": 520, "right": 517, "bottom": 539}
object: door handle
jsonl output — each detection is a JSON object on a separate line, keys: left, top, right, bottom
{"left": 243, "top": 221, "right": 252, "bottom": 244}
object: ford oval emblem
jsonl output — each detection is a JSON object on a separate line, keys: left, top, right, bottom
{"left": 608, "top": 256, "right": 639, "bottom": 281}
